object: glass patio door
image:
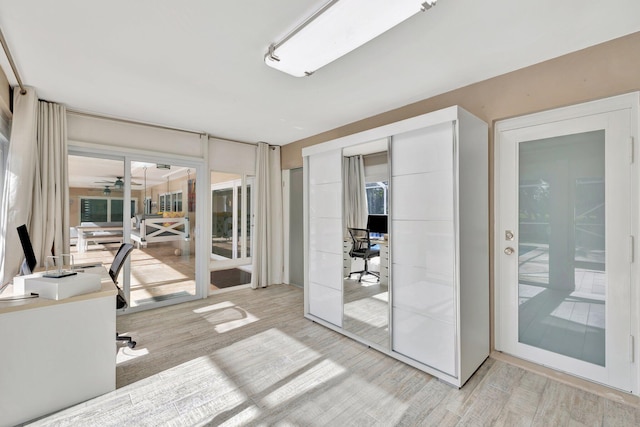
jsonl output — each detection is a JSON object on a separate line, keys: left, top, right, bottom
{"left": 496, "top": 104, "right": 634, "bottom": 392}
{"left": 126, "top": 160, "right": 198, "bottom": 309}
{"left": 211, "top": 172, "right": 253, "bottom": 268}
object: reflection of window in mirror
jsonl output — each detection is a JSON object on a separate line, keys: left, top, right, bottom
{"left": 363, "top": 151, "right": 389, "bottom": 239}
{"left": 363, "top": 151, "right": 389, "bottom": 215}
{"left": 365, "top": 181, "right": 388, "bottom": 214}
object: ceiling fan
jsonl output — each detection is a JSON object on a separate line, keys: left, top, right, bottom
{"left": 94, "top": 176, "right": 142, "bottom": 189}
{"left": 89, "top": 185, "right": 123, "bottom": 196}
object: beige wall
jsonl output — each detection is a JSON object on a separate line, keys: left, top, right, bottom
{"left": 281, "top": 30, "right": 640, "bottom": 352}
{"left": 281, "top": 31, "right": 640, "bottom": 169}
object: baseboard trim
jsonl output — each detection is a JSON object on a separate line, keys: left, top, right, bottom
{"left": 490, "top": 351, "right": 640, "bottom": 408}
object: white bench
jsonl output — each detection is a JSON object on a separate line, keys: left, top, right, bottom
{"left": 76, "top": 225, "right": 124, "bottom": 253}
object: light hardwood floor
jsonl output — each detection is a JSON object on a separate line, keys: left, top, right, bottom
{"left": 29, "top": 285, "right": 640, "bottom": 426}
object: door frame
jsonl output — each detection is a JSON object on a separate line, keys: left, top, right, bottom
{"left": 494, "top": 92, "right": 640, "bottom": 394}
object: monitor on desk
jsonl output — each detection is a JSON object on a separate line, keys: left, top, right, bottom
{"left": 17, "top": 224, "right": 37, "bottom": 275}
{"left": 367, "top": 214, "right": 388, "bottom": 236}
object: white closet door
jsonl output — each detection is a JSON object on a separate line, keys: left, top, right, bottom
{"left": 307, "top": 150, "right": 343, "bottom": 326}
{"left": 391, "top": 122, "right": 458, "bottom": 376}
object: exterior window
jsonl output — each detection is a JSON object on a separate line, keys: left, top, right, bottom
{"left": 80, "top": 198, "right": 109, "bottom": 222}
{"left": 111, "top": 199, "right": 124, "bottom": 222}
{"left": 159, "top": 192, "right": 182, "bottom": 212}
{"left": 144, "top": 197, "right": 152, "bottom": 215}
{"left": 80, "top": 197, "right": 134, "bottom": 223}
{"left": 172, "top": 191, "right": 182, "bottom": 212}
{"left": 366, "top": 181, "right": 388, "bottom": 215}
{"left": 159, "top": 194, "right": 167, "bottom": 212}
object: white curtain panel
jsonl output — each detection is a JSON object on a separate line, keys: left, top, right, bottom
{"left": 251, "top": 142, "right": 284, "bottom": 289}
{"left": 342, "top": 155, "right": 368, "bottom": 232}
{"left": 31, "top": 101, "right": 69, "bottom": 266}
{"left": 0, "top": 88, "right": 38, "bottom": 285}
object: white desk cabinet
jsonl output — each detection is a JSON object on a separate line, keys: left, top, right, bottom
{"left": 303, "top": 106, "right": 488, "bottom": 388}
{"left": 379, "top": 243, "right": 389, "bottom": 286}
{"left": 0, "top": 277, "right": 116, "bottom": 427}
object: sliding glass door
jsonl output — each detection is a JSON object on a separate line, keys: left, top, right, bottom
{"left": 210, "top": 172, "right": 254, "bottom": 286}
{"left": 126, "top": 161, "right": 198, "bottom": 309}
{"left": 69, "top": 150, "right": 204, "bottom": 311}
{"left": 68, "top": 153, "right": 127, "bottom": 265}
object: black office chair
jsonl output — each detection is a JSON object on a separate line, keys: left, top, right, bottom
{"left": 347, "top": 228, "right": 380, "bottom": 282}
{"left": 110, "top": 243, "right": 136, "bottom": 348}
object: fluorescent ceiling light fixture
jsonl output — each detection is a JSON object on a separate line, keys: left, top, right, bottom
{"left": 265, "top": 0, "right": 437, "bottom": 77}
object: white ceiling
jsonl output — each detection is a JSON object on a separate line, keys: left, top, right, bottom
{"left": 0, "top": 1, "right": 638, "bottom": 146}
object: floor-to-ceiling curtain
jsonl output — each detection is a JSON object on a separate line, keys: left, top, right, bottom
{"left": 251, "top": 142, "right": 283, "bottom": 289}
{"left": 343, "top": 155, "right": 368, "bottom": 233}
{"left": 0, "top": 89, "right": 69, "bottom": 286}
{"left": 31, "top": 101, "right": 69, "bottom": 266}
{"left": 0, "top": 88, "right": 38, "bottom": 285}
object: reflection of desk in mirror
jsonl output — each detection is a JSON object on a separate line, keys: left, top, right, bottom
{"left": 0, "top": 267, "right": 116, "bottom": 427}
{"left": 343, "top": 238, "right": 389, "bottom": 348}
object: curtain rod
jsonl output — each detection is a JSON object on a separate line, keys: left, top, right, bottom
{"left": 67, "top": 109, "right": 263, "bottom": 147}
{"left": 213, "top": 136, "right": 258, "bottom": 147}
{"left": 0, "top": 25, "right": 26, "bottom": 95}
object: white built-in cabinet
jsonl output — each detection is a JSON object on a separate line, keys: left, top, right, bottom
{"left": 303, "top": 106, "right": 489, "bottom": 387}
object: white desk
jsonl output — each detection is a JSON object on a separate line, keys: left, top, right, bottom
{"left": 0, "top": 269, "right": 116, "bottom": 427}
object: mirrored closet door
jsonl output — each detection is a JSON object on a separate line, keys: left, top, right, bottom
{"left": 342, "top": 139, "right": 390, "bottom": 349}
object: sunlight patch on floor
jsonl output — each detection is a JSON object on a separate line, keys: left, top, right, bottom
{"left": 261, "top": 359, "right": 347, "bottom": 408}
{"left": 344, "top": 297, "right": 388, "bottom": 325}
{"left": 214, "top": 405, "right": 262, "bottom": 425}
{"left": 373, "top": 291, "right": 388, "bottom": 302}
{"left": 213, "top": 328, "right": 322, "bottom": 395}
{"left": 292, "top": 372, "right": 409, "bottom": 425}
{"left": 116, "top": 346, "right": 149, "bottom": 364}
{"left": 214, "top": 312, "right": 260, "bottom": 333}
{"left": 193, "top": 301, "right": 236, "bottom": 313}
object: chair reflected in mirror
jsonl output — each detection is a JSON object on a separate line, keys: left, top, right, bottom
{"left": 347, "top": 228, "right": 380, "bottom": 282}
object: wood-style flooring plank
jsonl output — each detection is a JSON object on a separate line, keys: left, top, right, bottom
{"left": 26, "top": 284, "right": 640, "bottom": 427}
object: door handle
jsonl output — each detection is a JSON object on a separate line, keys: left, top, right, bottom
{"left": 504, "top": 247, "right": 515, "bottom": 255}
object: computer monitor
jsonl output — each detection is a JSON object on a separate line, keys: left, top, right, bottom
{"left": 367, "top": 214, "right": 388, "bottom": 235}
{"left": 17, "top": 224, "right": 37, "bottom": 275}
